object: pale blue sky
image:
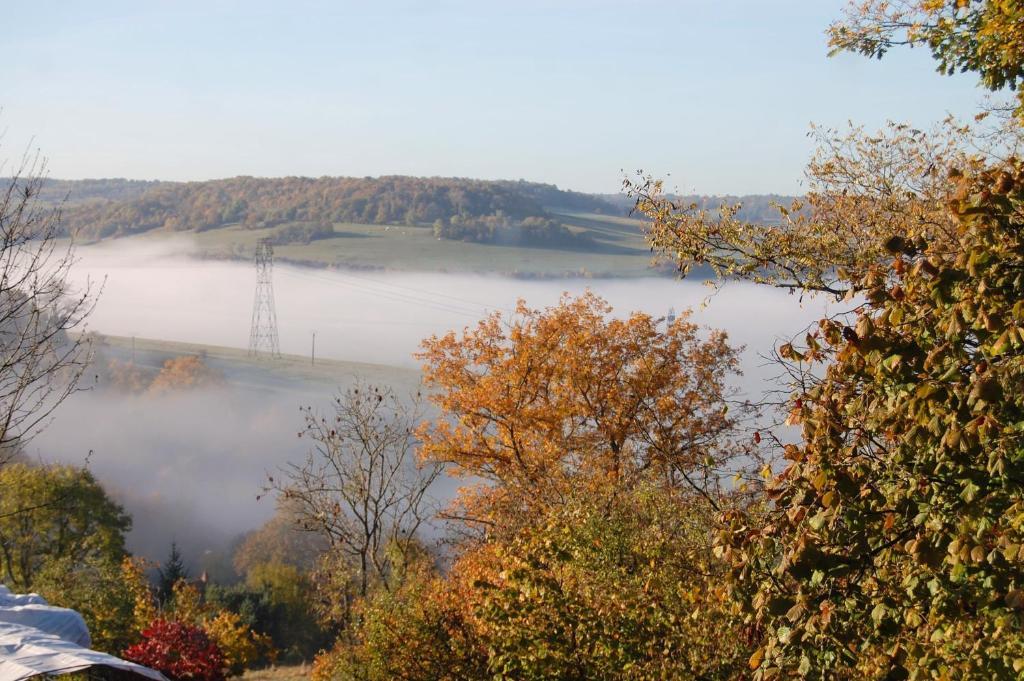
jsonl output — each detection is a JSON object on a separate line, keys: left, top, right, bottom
{"left": 2, "top": 1, "right": 982, "bottom": 194}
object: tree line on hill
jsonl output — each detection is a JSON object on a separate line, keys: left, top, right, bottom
{"left": 43, "top": 176, "right": 612, "bottom": 247}
{"left": 432, "top": 213, "right": 592, "bottom": 247}
{"left": 29, "top": 177, "right": 168, "bottom": 206}
{"left": 28, "top": 174, "right": 802, "bottom": 249}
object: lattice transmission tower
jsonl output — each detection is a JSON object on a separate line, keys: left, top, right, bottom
{"left": 248, "top": 239, "right": 281, "bottom": 359}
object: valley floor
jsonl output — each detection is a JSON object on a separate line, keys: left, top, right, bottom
{"left": 89, "top": 210, "right": 665, "bottom": 279}
{"left": 241, "top": 665, "right": 311, "bottom": 681}
{"left": 92, "top": 333, "right": 421, "bottom": 392}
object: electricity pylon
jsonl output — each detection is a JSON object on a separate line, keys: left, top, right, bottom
{"left": 248, "top": 239, "right": 281, "bottom": 359}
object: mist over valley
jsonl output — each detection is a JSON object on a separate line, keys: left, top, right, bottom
{"left": 32, "top": 237, "right": 831, "bottom": 572}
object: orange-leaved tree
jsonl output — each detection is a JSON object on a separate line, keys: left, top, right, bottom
{"left": 416, "top": 291, "right": 748, "bottom": 529}
{"left": 147, "top": 355, "right": 224, "bottom": 395}
{"left": 314, "top": 292, "right": 759, "bottom": 679}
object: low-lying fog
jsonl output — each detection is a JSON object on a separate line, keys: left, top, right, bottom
{"left": 31, "top": 238, "right": 842, "bottom": 571}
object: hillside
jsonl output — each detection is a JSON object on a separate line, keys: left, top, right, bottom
{"left": 32, "top": 177, "right": 169, "bottom": 206}
{"left": 52, "top": 176, "right": 615, "bottom": 243}
{"left": 40, "top": 176, "right": 797, "bottom": 277}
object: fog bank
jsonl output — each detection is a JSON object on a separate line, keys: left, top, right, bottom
{"left": 67, "top": 238, "right": 836, "bottom": 376}
{"left": 32, "top": 238, "right": 839, "bottom": 567}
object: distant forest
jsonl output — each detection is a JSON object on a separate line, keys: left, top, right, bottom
{"left": 32, "top": 177, "right": 168, "bottom": 206}
{"left": 31, "top": 176, "right": 798, "bottom": 246}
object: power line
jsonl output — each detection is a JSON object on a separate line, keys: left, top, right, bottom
{"left": 278, "top": 267, "right": 514, "bottom": 319}
{"left": 248, "top": 239, "right": 281, "bottom": 359}
{"left": 328, "top": 268, "right": 514, "bottom": 314}
{"left": 283, "top": 269, "right": 490, "bottom": 316}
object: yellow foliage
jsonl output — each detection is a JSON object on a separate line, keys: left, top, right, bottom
{"left": 310, "top": 645, "right": 344, "bottom": 681}
{"left": 168, "top": 580, "right": 208, "bottom": 625}
{"left": 164, "top": 579, "right": 274, "bottom": 676}
{"left": 829, "top": 1, "right": 1024, "bottom": 117}
{"left": 33, "top": 555, "right": 155, "bottom": 655}
{"left": 105, "top": 359, "right": 152, "bottom": 393}
{"left": 147, "top": 355, "right": 224, "bottom": 395}
{"left": 203, "top": 610, "right": 273, "bottom": 677}
{"left": 123, "top": 557, "right": 157, "bottom": 638}
{"left": 628, "top": 119, "right": 980, "bottom": 299}
{"left": 313, "top": 562, "right": 488, "bottom": 681}
{"left": 416, "top": 291, "right": 743, "bottom": 530}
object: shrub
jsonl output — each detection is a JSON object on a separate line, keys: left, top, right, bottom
{"left": 123, "top": 619, "right": 225, "bottom": 681}
{"left": 204, "top": 610, "right": 272, "bottom": 677}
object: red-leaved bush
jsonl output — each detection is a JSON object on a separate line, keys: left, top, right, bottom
{"left": 123, "top": 619, "right": 225, "bottom": 681}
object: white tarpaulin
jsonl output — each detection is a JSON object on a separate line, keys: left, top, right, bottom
{"left": 0, "top": 588, "right": 46, "bottom": 607}
{"left": 0, "top": 587, "right": 167, "bottom": 681}
{"left": 0, "top": 620, "right": 167, "bottom": 681}
{"left": 0, "top": 587, "right": 90, "bottom": 649}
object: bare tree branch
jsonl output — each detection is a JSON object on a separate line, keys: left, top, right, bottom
{"left": 0, "top": 148, "right": 97, "bottom": 462}
{"left": 267, "top": 382, "right": 441, "bottom": 598}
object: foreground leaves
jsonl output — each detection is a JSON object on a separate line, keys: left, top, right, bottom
{"left": 718, "top": 163, "right": 1024, "bottom": 678}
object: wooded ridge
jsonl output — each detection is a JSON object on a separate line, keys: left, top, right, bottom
{"left": 27, "top": 176, "right": 798, "bottom": 246}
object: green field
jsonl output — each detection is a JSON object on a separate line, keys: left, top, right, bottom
{"left": 91, "top": 334, "right": 422, "bottom": 392}
{"left": 240, "top": 665, "right": 310, "bottom": 681}
{"left": 136, "top": 210, "right": 662, "bottom": 278}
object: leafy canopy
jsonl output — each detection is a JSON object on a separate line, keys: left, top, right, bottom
{"left": 711, "top": 164, "right": 1024, "bottom": 679}
{"left": 626, "top": 121, "right": 977, "bottom": 298}
{"left": 0, "top": 463, "right": 130, "bottom": 591}
{"left": 473, "top": 485, "right": 752, "bottom": 681}
{"left": 829, "top": 1, "right": 1024, "bottom": 117}
{"left": 416, "top": 291, "right": 745, "bottom": 528}
{"left": 320, "top": 293, "right": 758, "bottom": 680}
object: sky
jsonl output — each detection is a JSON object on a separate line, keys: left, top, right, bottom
{"left": 1, "top": 0, "right": 983, "bottom": 195}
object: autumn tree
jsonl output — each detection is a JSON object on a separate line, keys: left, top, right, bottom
{"left": 219, "top": 503, "right": 331, "bottom": 664}
{"left": 0, "top": 463, "right": 130, "bottom": 590}
{"left": 626, "top": 118, "right": 982, "bottom": 298}
{"left": 124, "top": 619, "right": 225, "bottom": 681}
{"left": 232, "top": 499, "right": 329, "bottom": 577}
{"left": 148, "top": 355, "right": 224, "bottom": 395}
{"left": 313, "top": 295, "right": 755, "bottom": 679}
{"left": 104, "top": 357, "right": 154, "bottom": 394}
{"left": 715, "top": 158, "right": 1024, "bottom": 680}
{"left": 311, "top": 549, "right": 487, "bottom": 681}
{"left": 203, "top": 610, "right": 272, "bottom": 677}
{"left": 416, "top": 291, "right": 747, "bottom": 531}
{"left": 162, "top": 580, "right": 273, "bottom": 677}
{"left": 269, "top": 383, "right": 441, "bottom": 599}
{"left": 320, "top": 292, "right": 758, "bottom": 680}
{"left": 627, "top": 4, "right": 1024, "bottom": 676}
{"left": 829, "top": 0, "right": 1024, "bottom": 117}
{"left": 468, "top": 483, "right": 752, "bottom": 680}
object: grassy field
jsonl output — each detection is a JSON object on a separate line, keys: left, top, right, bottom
{"left": 91, "top": 333, "right": 422, "bottom": 392}
{"left": 240, "top": 665, "right": 311, "bottom": 681}
{"left": 139, "top": 210, "right": 661, "bottom": 278}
